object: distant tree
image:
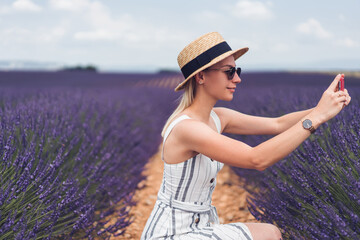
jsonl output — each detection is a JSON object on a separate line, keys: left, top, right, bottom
{"left": 157, "top": 68, "right": 180, "bottom": 74}
{"left": 61, "top": 64, "right": 98, "bottom": 72}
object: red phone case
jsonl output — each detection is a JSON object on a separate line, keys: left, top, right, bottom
{"left": 338, "top": 77, "right": 344, "bottom": 91}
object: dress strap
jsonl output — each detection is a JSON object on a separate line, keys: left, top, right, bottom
{"left": 162, "top": 115, "right": 191, "bottom": 161}
{"left": 161, "top": 110, "right": 221, "bottom": 162}
{"left": 210, "top": 109, "right": 221, "bottom": 133}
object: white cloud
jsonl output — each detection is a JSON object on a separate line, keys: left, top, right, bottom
{"left": 272, "top": 43, "right": 290, "bottom": 52}
{"left": 74, "top": 30, "right": 119, "bottom": 41}
{"left": 336, "top": 37, "right": 359, "bottom": 48}
{"left": 49, "top": 0, "right": 92, "bottom": 11}
{"left": 231, "top": 0, "right": 273, "bottom": 20}
{"left": 37, "top": 27, "right": 66, "bottom": 42}
{"left": 0, "top": 6, "right": 11, "bottom": 14}
{"left": 73, "top": 13, "right": 137, "bottom": 42}
{"left": 12, "top": 0, "right": 42, "bottom": 12}
{"left": 49, "top": 0, "right": 123, "bottom": 35}
{"left": 52, "top": 0, "right": 185, "bottom": 45}
{"left": 49, "top": 0, "right": 115, "bottom": 28}
{"left": 296, "top": 18, "right": 332, "bottom": 39}
{"left": 49, "top": 0, "right": 128, "bottom": 41}
{"left": 0, "top": 28, "right": 31, "bottom": 45}
{"left": 0, "top": 25, "right": 66, "bottom": 44}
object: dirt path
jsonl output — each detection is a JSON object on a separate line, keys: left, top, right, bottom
{"left": 114, "top": 143, "right": 258, "bottom": 239}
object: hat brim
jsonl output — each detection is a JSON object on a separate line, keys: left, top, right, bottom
{"left": 174, "top": 47, "right": 249, "bottom": 92}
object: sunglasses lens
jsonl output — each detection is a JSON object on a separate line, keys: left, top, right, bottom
{"left": 227, "top": 67, "right": 236, "bottom": 80}
{"left": 236, "top": 67, "right": 241, "bottom": 77}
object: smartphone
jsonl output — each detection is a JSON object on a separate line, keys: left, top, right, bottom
{"left": 338, "top": 75, "right": 345, "bottom": 91}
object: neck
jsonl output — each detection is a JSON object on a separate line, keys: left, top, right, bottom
{"left": 186, "top": 89, "right": 217, "bottom": 123}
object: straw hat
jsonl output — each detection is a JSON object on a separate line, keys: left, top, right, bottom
{"left": 175, "top": 32, "right": 249, "bottom": 92}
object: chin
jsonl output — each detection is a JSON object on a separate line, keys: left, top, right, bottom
{"left": 219, "top": 95, "right": 234, "bottom": 101}
{"left": 226, "top": 96, "right": 234, "bottom": 101}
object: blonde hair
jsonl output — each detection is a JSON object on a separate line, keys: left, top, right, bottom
{"left": 161, "top": 77, "right": 197, "bottom": 137}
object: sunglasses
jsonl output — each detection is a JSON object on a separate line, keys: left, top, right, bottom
{"left": 204, "top": 66, "right": 241, "bottom": 80}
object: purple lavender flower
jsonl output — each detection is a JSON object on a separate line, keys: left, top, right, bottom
{"left": 0, "top": 72, "right": 174, "bottom": 239}
{"left": 220, "top": 75, "right": 360, "bottom": 239}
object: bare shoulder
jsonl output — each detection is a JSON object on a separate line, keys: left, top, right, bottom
{"left": 212, "top": 107, "right": 231, "bottom": 131}
{"left": 213, "top": 106, "right": 279, "bottom": 135}
{"left": 213, "top": 106, "right": 236, "bottom": 119}
{"left": 172, "top": 108, "right": 232, "bottom": 142}
{"left": 171, "top": 118, "right": 210, "bottom": 143}
{"left": 171, "top": 118, "right": 220, "bottom": 157}
{"left": 172, "top": 116, "right": 256, "bottom": 169}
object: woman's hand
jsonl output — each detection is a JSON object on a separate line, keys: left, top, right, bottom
{"left": 342, "top": 88, "right": 351, "bottom": 107}
{"left": 312, "top": 74, "right": 351, "bottom": 124}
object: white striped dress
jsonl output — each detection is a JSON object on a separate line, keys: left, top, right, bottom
{"left": 141, "top": 110, "right": 253, "bottom": 240}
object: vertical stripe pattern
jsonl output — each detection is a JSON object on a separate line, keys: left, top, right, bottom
{"left": 181, "top": 156, "right": 196, "bottom": 201}
{"left": 141, "top": 109, "right": 253, "bottom": 240}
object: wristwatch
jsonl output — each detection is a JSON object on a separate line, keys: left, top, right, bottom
{"left": 302, "top": 119, "right": 316, "bottom": 134}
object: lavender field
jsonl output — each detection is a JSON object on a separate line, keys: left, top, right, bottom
{"left": 0, "top": 71, "right": 178, "bottom": 239}
{"left": 217, "top": 73, "right": 360, "bottom": 239}
{"left": 0, "top": 70, "right": 359, "bottom": 239}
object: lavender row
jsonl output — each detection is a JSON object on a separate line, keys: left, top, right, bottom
{"left": 217, "top": 82, "right": 360, "bottom": 239}
{"left": 1, "top": 71, "right": 358, "bottom": 239}
{"left": 0, "top": 86, "right": 174, "bottom": 239}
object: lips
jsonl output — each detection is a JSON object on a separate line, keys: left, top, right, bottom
{"left": 227, "top": 87, "right": 235, "bottom": 93}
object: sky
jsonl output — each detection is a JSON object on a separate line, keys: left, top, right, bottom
{"left": 0, "top": 0, "right": 359, "bottom": 72}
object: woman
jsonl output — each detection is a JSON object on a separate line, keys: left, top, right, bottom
{"left": 141, "top": 32, "right": 351, "bottom": 240}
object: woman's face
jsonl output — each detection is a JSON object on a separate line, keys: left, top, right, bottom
{"left": 200, "top": 55, "right": 241, "bottom": 101}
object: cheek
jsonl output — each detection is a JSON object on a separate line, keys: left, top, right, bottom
{"left": 212, "top": 82, "right": 227, "bottom": 96}
{"left": 207, "top": 77, "right": 226, "bottom": 91}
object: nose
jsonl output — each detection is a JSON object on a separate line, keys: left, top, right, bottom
{"left": 232, "top": 72, "right": 241, "bottom": 84}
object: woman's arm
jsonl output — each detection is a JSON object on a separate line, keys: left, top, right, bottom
{"left": 214, "top": 107, "right": 315, "bottom": 135}
{"left": 178, "top": 111, "right": 321, "bottom": 171}
{"left": 276, "top": 107, "right": 315, "bottom": 133}
{"left": 214, "top": 107, "right": 278, "bottom": 135}
{"left": 252, "top": 112, "right": 321, "bottom": 170}
{"left": 177, "top": 74, "right": 350, "bottom": 171}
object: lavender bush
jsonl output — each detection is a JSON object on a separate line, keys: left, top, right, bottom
{"left": 245, "top": 106, "right": 360, "bottom": 239}
{"left": 216, "top": 73, "right": 360, "bottom": 239}
{"left": 0, "top": 84, "right": 174, "bottom": 239}
{"left": 1, "top": 71, "right": 358, "bottom": 239}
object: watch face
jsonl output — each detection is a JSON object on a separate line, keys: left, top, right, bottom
{"left": 303, "top": 119, "right": 312, "bottom": 129}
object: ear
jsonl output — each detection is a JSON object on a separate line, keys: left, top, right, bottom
{"left": 194, "top": 71, "right": 205, "bottom": 84}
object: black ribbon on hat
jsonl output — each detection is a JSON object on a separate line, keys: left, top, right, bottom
{"left": 181, "top": 41, "right": 232, "bottom": 79}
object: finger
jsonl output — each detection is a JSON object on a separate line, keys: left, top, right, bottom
{"left": 337, "top": 96, "right": 347, "bottom": 103}
{"left": 344, "top": 92, "right": 350, "bottom": 101}
{"left": 329, "top": 74, "right": 343, "bottom": 92}
{"left": 338, "top": 90, "right": 349, "bottom": 97}
{"left": 347, "top": 96, "right": 352, "bottom": 105}
{"left": 334, "top": 91, "right": 345, "bottom": 98}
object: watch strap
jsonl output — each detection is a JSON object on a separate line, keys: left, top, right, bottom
{"left": 308, "top": 126, "right": 316, "bottom": 134}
